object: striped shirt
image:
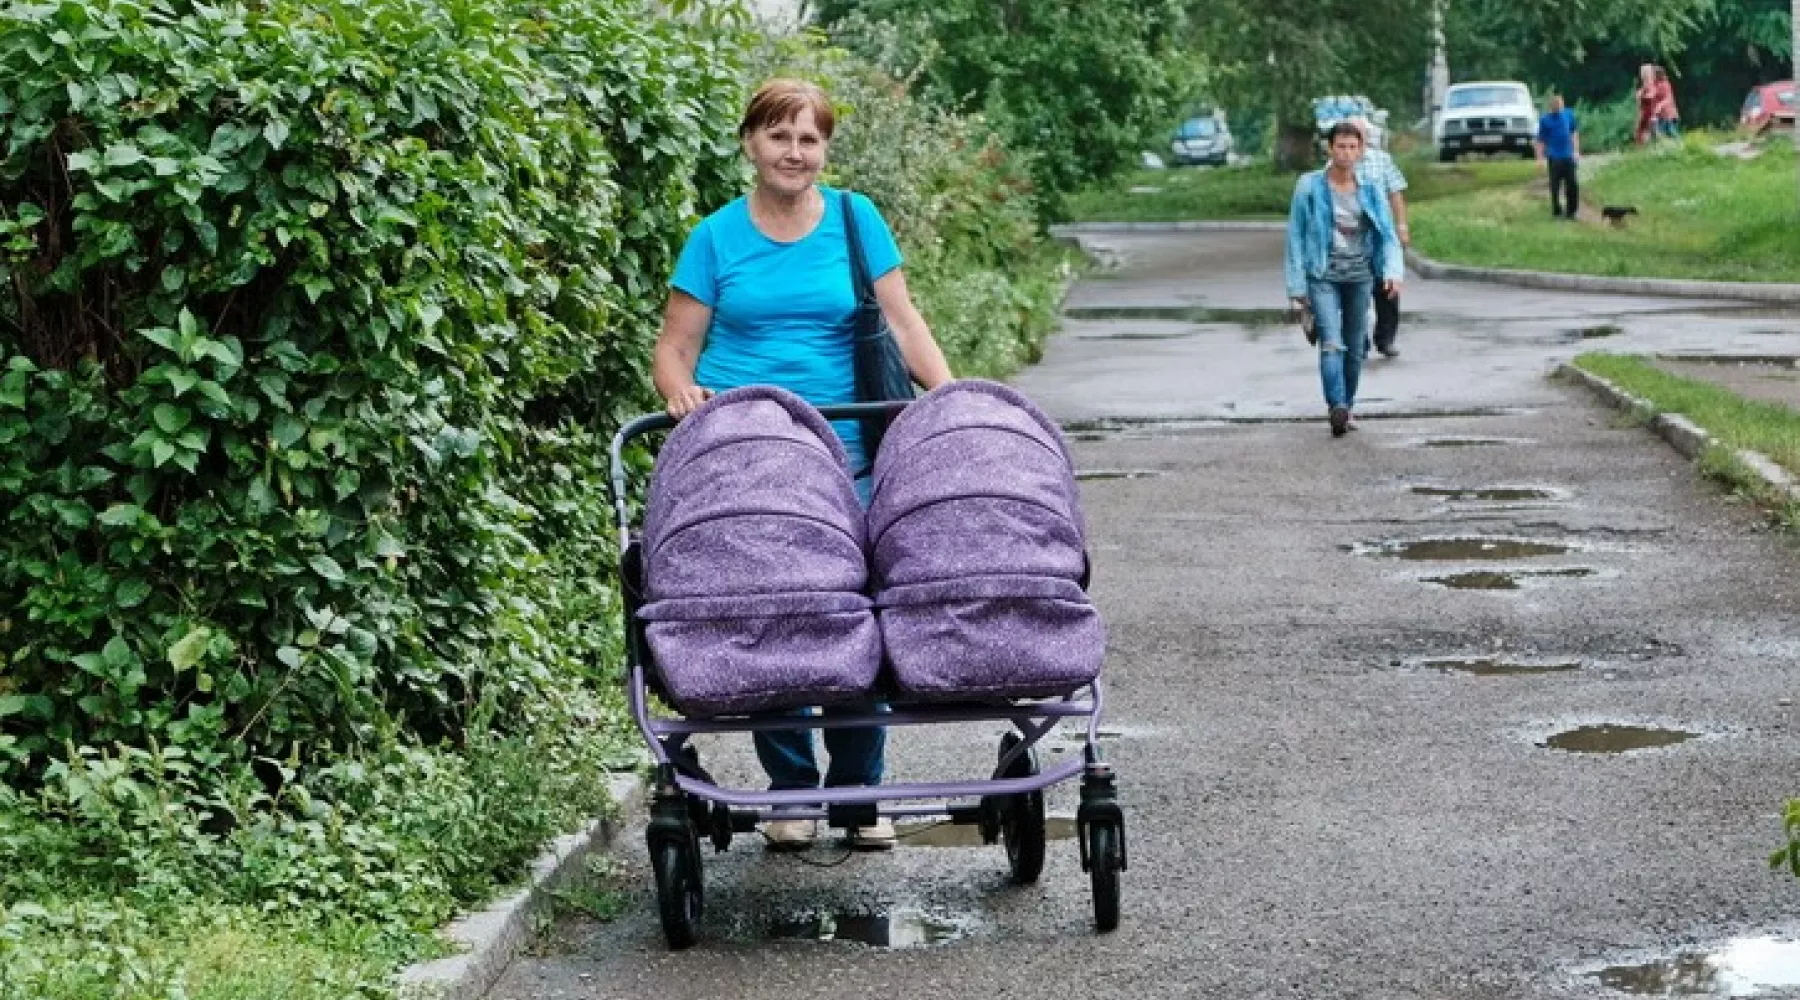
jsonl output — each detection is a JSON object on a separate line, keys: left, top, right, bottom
{"left": 1356, "top": 148, "right": 1408, "bottom": 195}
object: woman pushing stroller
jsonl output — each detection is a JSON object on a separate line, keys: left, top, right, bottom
{"left": 650, "top": 78, "right": 954, "bottom": 851}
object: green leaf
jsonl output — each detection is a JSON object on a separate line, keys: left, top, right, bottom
{"left": 273, "top": 414, "right": 306, "bottom": 449}
{"left": 103, "top": 636, "right": 133, "bottom": 669}
{"left": 263, "top": 118, "right": 290, "bottom": 149}
{"left": 97, "top": 503, "right": 144, "bottom": 527}
{"left": 103, "top": 143, "right": 145, "bottom": 168}
{"left": 168, "top": 370, "right": 200, "bottom": 397}
{"left": 65, "top": 150, "right": 96, "bottom": 172}
{"left": 168, "top": 627, "right": 211, "bottom": 672}
{"left": 152, "top": 404, "right": 191, "bottom": 434}
{"left": 0, "top": 695, "right": 53, "bottom": 720}
{"left": 151, "top": 440, "right": 177, "bottom": 467}
{"left": 115, "top": 578, "right": 152, "bottom": 609}
{"left": 275, "top": 645, "right": 303, "bottom": 669}
{"left": 308, "top": 554, "right": 345, "bottom": 583}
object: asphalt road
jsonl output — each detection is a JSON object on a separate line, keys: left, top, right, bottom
{"left": 491, "top": 231, "right": 1800, "bottom": 1000}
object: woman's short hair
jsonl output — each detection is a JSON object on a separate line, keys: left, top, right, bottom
{"left": 739, "top": 78, "right": 835, "bottom": 140}
{"left": 1326, "top": 121, "right": 1363, "bottom": 146}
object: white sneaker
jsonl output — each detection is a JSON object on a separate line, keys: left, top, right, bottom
{"left": 763, "top": 817, "right": 817, "bottom": 851}
{"left": 847, "top": 817, "right": 897, "bottom": 851}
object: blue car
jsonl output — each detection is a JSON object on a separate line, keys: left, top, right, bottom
{"left": 1169, "top": 116, "right": 1233, "bottom": 166}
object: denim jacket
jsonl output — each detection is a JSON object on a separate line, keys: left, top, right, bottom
{"left": 1283, "top": 170, "right": 1403, "bottom": 298}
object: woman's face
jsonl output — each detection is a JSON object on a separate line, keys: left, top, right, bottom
{"left": 744, "top": 107, "right": 827, "bottom": 198}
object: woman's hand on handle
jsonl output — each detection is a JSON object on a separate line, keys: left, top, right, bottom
{"left": 664, "top": 385, "right": 713, "bottom": 419}
{"left": 1383, "top": 279, "right": 1403, "bottom": 299}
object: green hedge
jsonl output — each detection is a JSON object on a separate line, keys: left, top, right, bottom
{"left": 0, "top": 0, "right": 743, "bottom": 773}
{"left": 0, "top": 3, "right": 1076, "bottom": 994}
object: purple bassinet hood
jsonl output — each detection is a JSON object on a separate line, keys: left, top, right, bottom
{"left": 638, "top": 386, "right": 879, "bottom": 716}
{"left": 866, "top": 379, "right": 1104, "bottom": 701}
{"left": 643, "top": 385, "right": 866, "bottom": 601}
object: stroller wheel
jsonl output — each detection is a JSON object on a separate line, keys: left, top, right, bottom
{"left": 997, "top": 732, "right": 1046, "bottom": 884}
{"left": 651, "top": 835, "right": 703, "bottom": 949}
{"left": 1086, "top": 823, "right": 1122, "bottom": 932}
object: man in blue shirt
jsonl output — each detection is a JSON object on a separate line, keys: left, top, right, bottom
{"left": 1535, "top": 95, "right": 1581, "bottom": 220}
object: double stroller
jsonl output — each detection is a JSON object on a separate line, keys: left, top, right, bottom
{"left": 608, "top": 380, "right": 1126, "bottom": 948}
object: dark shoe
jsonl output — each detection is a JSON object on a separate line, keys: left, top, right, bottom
{"left": 1328, "top": 406, "right": 1349, "bottom": 437}
{"left": 1375, "top": 341, "right": 1398, "bottom": 358}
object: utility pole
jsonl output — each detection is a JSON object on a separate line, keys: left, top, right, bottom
{"left": 1793, "top": 0, "right": 1798, "bottom": 210}
{"left": 1425, "top": 0, "right": 1449, "bottom": 135}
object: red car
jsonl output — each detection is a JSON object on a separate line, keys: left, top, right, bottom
{"left": 1740, "top": 81, "right": 1796, "bottom": 134}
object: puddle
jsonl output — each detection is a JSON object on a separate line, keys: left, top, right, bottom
{"left": 1356, "top": 537, "right": 1574, "bottom": 561}
{"left": 1063, "top": 306, "right": 1296, "bottom": 326}
{"left": 1075, "top": 332, "right": 1199, "bottom": 341}
{"left": 1541, "top": 724, "right": 1698, "bottom": 754}
{"left": 1419, "top": 657, "right": 1582, "bottom": 676}
{"left": 1423, "top": 567, "right": 1597, "bottom": 590}
{"left": 1076, "top": 470, "right": 1162, "bottom": 481}
{"left": 896, "top": 818, "right": 1078, "bottom": 848}
{"left": 768, "top": 907, "right": 975, "bottom": 948}
{"left": 1590, "top": 935, "right": 1800, "bottom": 996}
{"left": 1415, "top": 437, "right": 1533, "bottom": 448}
{"left": 1567, "top": 324, "right": 1625, "bottom": 340}
{"left": 1411, "top": 486, "right": 1562, "bottom": 502}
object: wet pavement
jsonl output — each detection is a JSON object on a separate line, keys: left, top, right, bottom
{"left": 491, "top": 230, "right": 1800, "bottom": 999}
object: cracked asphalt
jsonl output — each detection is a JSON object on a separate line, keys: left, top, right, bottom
{"left": 490, "top": 230, "right": 1800, "bottom": 1000}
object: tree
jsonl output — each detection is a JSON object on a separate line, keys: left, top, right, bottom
{"left": 1181, "top": 0, "right": 1723, "bottom": 168}
{"left": 815, "top": 0, "right": 1191, "bottom": 211}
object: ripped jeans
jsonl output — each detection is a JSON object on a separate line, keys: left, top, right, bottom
{"left": 1308, "top": 278, "right": 1373, "bottom": 411}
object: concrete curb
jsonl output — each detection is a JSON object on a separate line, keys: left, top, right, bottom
{"left": 1557, "top": 362, "right": 1800, "bottom": 503}
{"left": 1049, "top": 220, "right": 1285, "bottom": 239}
{"left": 396, "top": 772, "right": 644, "bottom": 1000}
{"left": 1049, "top": 222, "right": 1800, "bottom": 304}
{"left": 1409, "top": 249, "right": 1800, "bottom": 304}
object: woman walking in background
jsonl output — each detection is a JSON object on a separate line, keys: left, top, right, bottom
{"left": 1283, "top": 122, "right": 1404, "bottom": 438}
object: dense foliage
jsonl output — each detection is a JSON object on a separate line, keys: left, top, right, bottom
{"left": 814, "top": 0, "right": 1192, "bottom": 211}
{"left": 0, "top": 1, "right": 1075, "bottom": 994}
{"left": 0, "top": 0, "right": 745, "bottom": 994}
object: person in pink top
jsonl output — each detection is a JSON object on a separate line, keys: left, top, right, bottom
{"left": 1653, "top": 67, "right": 1681, "bottom": 140}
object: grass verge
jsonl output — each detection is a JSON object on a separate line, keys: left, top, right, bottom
{"left": 1064, "top": 154, "right": 1538, "bottom": 223}
{"left": 1572, "top": 352, "right": 1800, "bottom": 526}
{"left": 1415, "top": 138, "right": 1800, "bottom": 282}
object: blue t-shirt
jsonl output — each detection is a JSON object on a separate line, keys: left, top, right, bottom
{"left": 1537, "top": 109, "right": 1578, "bottom": 160}
{"left": 670, "top": 185, "right": 902, "bottom": 476}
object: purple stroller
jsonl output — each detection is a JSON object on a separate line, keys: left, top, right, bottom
{"left": 609, "top": 384, "right": 1125, "bottom": 949}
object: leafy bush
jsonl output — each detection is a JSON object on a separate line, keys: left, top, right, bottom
{"left": 816, "top": 0, "right": 1190, "bottom": 212}
{"left": 0, "top": 0, "right": 743, "bottom": 993}
{"left": 0, "top": 0, "right": 741, "bottom": 772}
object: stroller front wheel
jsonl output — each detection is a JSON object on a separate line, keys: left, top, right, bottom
{"left": 997, "top": 732, "right": 1047, "bottom": 884}
{"left": 651, "top": 836, "right": 703, "bottom": 949}
{"left": 1087, "top": 823, "right": 1122, "bottom": 932}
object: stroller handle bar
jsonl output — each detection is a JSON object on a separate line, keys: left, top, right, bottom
{"left": 607, "top": 400, "right": 911, "bottom": 543}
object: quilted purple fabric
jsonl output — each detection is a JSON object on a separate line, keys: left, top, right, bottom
{"left": 639, "top": 386, "right": 880, "bottom": 716}
{"left": 869, "top": 380, "right": 1105, "bottom": 701}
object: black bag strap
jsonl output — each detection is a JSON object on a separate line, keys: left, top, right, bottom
{"left": 841, "top": 191, "right": 875, "bottom": 306}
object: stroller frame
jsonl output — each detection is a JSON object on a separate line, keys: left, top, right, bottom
{"left": 610, "top": 403, "right": 1126, "bottom": 949}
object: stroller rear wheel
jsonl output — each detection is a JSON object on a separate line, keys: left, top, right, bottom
{"left": 997, "top": 732, "right": 1046, "bottom": 884}
{"left": 651, "top": 836, "right": 703, "bottom": 949}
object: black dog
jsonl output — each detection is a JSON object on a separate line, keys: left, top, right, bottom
{"left": 1601, "top": 205, "right": 1639, "bottom": 227}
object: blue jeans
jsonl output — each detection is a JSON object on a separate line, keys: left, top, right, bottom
{"left": 755, "top": 705, "right": 887, "bottom": 791}
{"left": 1309, "top": 278, "right": 1373, "bottom": 411}
{"left": 753, "top": 471, "right": 884, "bottom": 792}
